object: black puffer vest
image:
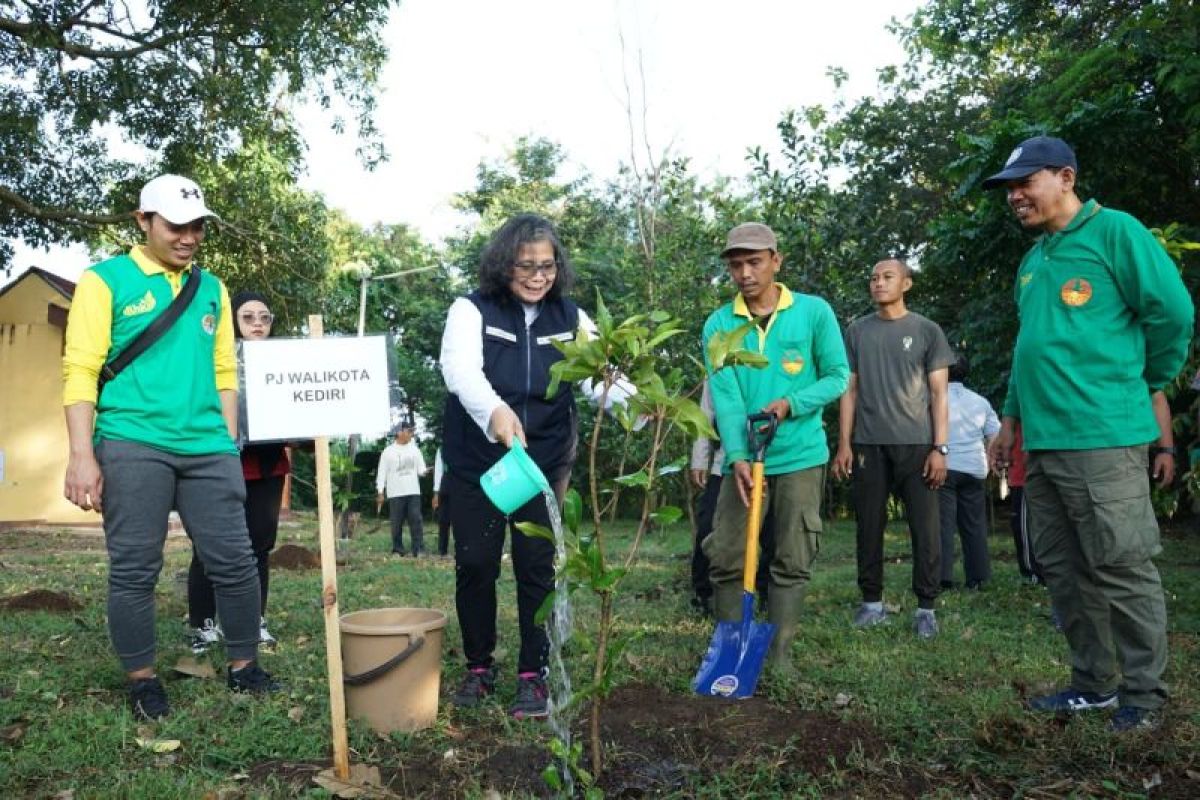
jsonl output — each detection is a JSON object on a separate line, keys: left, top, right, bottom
{"left": 442, "top": 290, "right": 579, "bottom": 482}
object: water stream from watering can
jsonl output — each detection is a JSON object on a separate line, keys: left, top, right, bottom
{"left": 542, "top": 489, "right": 576, "bottom": 797}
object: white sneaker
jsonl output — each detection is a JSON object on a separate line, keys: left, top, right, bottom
{"left": 258, "top": 617, "right": 277, "bottom": 646}
{"left": 189, "top": 618, "right": 222, "bottom": 654}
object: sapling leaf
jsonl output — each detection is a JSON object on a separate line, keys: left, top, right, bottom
{"left": 595, "top": 567, "right": 627, "bottom": 590}
{"left": 649, "top": 309, "right": 670, "bottom": 323}
{"left": 672, "top": 396, "right": 717, "bottom": 439}
{"left": 656, "top": 456, "right": 686, "bottom": 476}
{"left": 534, "top": 590, "right": 557, "bottom": 625}
{"left": 514, "top": 521, "right": 555, "bottom": 542}
{"left": 614, "top": 470, "right": 649, "bottom": 488}
{"left": 594, "top": 290, "right": 612, "bottom": 335}
{"left": 650, "top": 505, "right": 684, "bottom": 526}
{"left": 563, "top": 489, "right": 582, "bottom": 534}
{"left": 645, "top": 327, "right": 686, "bottom": 349}
{"left": 728, "top": 348, "right": 769, "bottom": 368}
{"left": 565, "top": 554, "right": 593, "bottom": 581}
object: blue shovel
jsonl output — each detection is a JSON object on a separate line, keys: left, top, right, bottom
{"left": 693, "top": 412, "right": 778, "bottom": 698}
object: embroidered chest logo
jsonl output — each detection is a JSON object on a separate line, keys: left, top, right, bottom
{"left": 1019, "top": 273, "right": 1033, "bottom": 289}
{"left": 780, "top": 349, "right": 805, "bottom": 375}
{"left": 1060, "top": 278, "right": 1093, "bottom": 307}
{"left": 902, "top": 336, "right": 913, "bottom": 351}
{"left": 122, "top": 290, "right": 156, "bottom": 317}
{"left": 201, "top": 313, "right": 216, "bottom": 335}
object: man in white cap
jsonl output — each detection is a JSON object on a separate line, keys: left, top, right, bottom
{"left": 62, "top": 174, "right": 280, "bottom": 721}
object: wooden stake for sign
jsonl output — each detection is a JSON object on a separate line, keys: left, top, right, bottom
{"left": 310, "top": 314, "right": 351, "bottom": 780}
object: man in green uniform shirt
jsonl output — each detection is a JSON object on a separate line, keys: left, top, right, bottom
{"left": 984, "top": 137, "right": 1193, "bottom": 732}
{"left": 702, "top": 222, "right": 850, "bottom": 676}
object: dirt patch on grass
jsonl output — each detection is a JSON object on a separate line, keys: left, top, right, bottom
{"left": 0, "top": 589, "right": 83, "bottom": 612}
{"left": 249, "top": 683, "right": 894, "bottom": 798}
{"left": 270, "top": 544, "right": 321, "bottom": 570}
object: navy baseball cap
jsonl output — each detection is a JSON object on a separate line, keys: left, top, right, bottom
{"left": 982, "top": 136, "right": 1077, "bottom": 189}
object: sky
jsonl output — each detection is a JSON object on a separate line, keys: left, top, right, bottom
{"left": 7, "top": 0, "right": 922, "bottom": 287}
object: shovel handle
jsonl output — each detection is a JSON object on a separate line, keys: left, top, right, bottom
{"left": 741, "top": 413, "right": 776, "bottom": 594}
{"left": 746, "top": 412, "right": 779, "bottom": 463}
{"left": 743, "top": 460, "right": 766, "bottom": 594}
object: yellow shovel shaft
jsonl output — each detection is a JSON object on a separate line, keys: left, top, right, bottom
{"left": 742, "top": 461, "right": 765, "bottom": 594}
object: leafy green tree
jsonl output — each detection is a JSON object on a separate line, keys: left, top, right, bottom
{"left": 0, "top": 0, "right": 396, "bottom": 271}
{"left": 751, "top": 0, "right": 1200, "bottom": 515}
{"left": 321, "top": 216, "right": 459, "bottom": 438}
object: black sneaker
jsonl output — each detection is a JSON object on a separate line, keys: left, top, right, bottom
{"left": 1027, "top": 687, "right": 1117, "bottom": 712}
{"left": 451, "top": 665, "right": 497, "bottom": 708}
{"left": 227, "top": 660, "right": 282, "bottom": 694}
{"left": 129, "top": 676, "right": 170, "bottom": 721}
{"left": 1108, "top": 705, "right": 1162, "bottom": 733}
{"left": 509, "top": 673, "right": 549, "bottom": 720}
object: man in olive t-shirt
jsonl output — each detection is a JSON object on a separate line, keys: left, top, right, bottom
{"left": 833, "top": 259, "right": 955, "bottom": 639}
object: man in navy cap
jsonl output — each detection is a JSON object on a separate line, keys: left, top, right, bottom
{"left": 984, "top": 136, "right": 1193, "bottom": 732}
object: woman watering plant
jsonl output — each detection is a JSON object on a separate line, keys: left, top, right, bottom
{"left": 439, "top": 213, "right": 631, "bottom": 720}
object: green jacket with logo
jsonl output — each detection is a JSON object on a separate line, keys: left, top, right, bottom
{"left": 703, "top": 284, "right": 850, "bottom": 475}
{"left": 91, "top": 254, "right": 236, "bottom": 456}
{"left": 1003, "top": 199, "right": 1194, "bottom": 450}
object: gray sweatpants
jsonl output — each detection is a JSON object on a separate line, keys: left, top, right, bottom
{"left": 97, "top": 439, "right": 261, "bottom": 670}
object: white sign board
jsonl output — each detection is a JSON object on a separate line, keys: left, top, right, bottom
{"left": 243, "top": 336, "right": 392, "bottom": 441}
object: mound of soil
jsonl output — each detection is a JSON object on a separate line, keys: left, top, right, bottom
{"left": 0, "top": 589, "right": 83, "bottom": 613}
{"left": 251, "top": 683, "right": 891, "bottom": 798}
{"left": 270, "top": 544, "right": 321, "bottom": 570}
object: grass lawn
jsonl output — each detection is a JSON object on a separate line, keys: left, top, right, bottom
{"left": 1, "top": 510, "right": 1198, "bottom": 798}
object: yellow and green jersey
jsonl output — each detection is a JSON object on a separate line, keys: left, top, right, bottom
{"left": 62, "top": 247, "right": 238, "bottom": 456}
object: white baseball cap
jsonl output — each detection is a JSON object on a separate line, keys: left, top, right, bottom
{"left": 138, "top": 174, "right": 220, "bottom": 224}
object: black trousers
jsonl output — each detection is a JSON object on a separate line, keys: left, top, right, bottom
{"left": 389, "top": 495, "right": 424, "bottom": 555}
{"left": 436, "top": 489, "right": 453, "bottom": 556}
{"left": 188, "top": 474, "right": 283, "bottom": 626}
{"left": 446, "top": 470, "right": 560, "bottom": 674}
{"left": 937, "top": 470, "right": 991, "bottom": 585}
{"left": 691, "top": 474, "right": 775, "bottom": 599}
{"left": 852, "top": 444, "right": 941, "bottom": 609}
{"left": 1008, "top": 486, "right": 1043, "bottom": 580}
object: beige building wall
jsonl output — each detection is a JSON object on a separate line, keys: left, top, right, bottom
{"left": 0, "top": 277, "right": 97, "bottom": 526}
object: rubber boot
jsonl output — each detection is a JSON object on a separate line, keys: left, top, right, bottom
{"left": 711, "top": 582, "right": 743, "bottom": 623}
{"left": 765, "top": 584, "right": 805, "bottom": 677}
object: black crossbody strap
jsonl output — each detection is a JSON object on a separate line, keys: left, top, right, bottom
{"left": 98, "top": 267, "right": 204, "bottom": 393}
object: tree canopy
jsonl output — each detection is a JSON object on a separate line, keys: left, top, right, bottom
{"left": 0, "top": 0, "right": 396, "bottom": 274}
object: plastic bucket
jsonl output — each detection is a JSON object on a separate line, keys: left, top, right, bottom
{"left": 480, "top": 439, "right": 551, "bottom": 514}
{"left": 340, "top": 607, "right": 447, "bottom": 734}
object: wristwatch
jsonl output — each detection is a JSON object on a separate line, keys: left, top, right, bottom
{"left": 931, "top": 444, "right": 949, "bottom": 456}
{"left": 1150, "top": 446, "right": 1175, "bottom": 458}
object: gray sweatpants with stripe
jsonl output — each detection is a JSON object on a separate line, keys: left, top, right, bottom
{"left": 97, "top": 439, "right": 261, "bottom": 671}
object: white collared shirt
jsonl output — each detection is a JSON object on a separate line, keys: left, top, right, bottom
{"left": 946, "top": 382, "right": 1000, "bottom": 479}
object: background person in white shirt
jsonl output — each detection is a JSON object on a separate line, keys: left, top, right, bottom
{"left": 431, "top": 447, "right": 453, "bottom": 558}
{"left": 939, "top": 353, "right": 1000, "bottom": 590}
{"left": 375, "top": 422, "right": 428, "bottom": 557}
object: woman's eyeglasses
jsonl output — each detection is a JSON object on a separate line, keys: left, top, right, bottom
{"left": 239, "top": 312, "right": 274, "bottom": 325}
{"left": 513, "top": 260, "right": 558, "bottom": 278}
